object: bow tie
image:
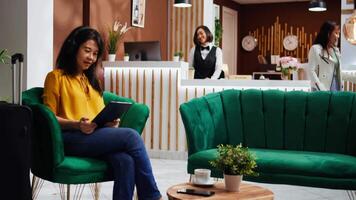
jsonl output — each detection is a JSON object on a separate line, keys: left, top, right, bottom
{"left": 200, "top": 46, "right": 210, "bottom": 51}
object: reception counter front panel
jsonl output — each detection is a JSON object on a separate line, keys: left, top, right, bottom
{"left": 104, "top": 61, "right": 311, "bottom": 159}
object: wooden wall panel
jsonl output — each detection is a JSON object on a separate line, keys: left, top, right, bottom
{"left": 168, "top": 0, "right": 205, "bottom": 62}
{"left": 249, "top": 16, "right": 316, "bottom": 63}
{"left": 238, "top": 0, "right": 340, "bottom": 75}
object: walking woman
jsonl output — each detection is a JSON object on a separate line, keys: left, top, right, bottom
{"left": 308, "top": 21, "right": 341, "bottom": 91}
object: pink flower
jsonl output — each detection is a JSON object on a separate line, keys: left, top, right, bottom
{"left": 279, "top": 56, "right": 301, "bottom": 69}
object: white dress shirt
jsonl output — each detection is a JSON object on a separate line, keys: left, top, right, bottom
{"left": 188, "top": 43, "right": 223, "bottom": 79}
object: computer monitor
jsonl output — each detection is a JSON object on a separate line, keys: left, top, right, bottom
{"left": 124, "top": 41, "right": 161, "bottom": 61}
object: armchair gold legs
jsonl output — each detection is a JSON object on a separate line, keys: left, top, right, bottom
{"left": 31, "top": 176, "right": 44, "bottom": 200}
{"left": 347, "top": 190, "right": 356, "bottom": 200}
{"left": 89, "top": 183, "right": 101, "bottom": 200}
{"left": 31, "top": 175, "right": 102, "bottom": 200}
{"left": 59, "top": 184, "right": 88, "bottom": 200}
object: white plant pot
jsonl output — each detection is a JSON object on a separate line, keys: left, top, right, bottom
{"left": 124, "top": 56, "right": 130, "bottom": 61}
{"left": 224, "top": 174, "right": 243, "bottom": 192}
{"left": 108, "top": 54, "right": 116, "bottom": 62}
{"left": 173, "top": 56, "right": 179, "bottom": 62}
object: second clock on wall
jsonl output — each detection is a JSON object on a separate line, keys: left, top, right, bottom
{"left": 283, "top": 35, "right": 298, "bottom": 51}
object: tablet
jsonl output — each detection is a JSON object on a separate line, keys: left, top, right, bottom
{"left": 92, "top": 101, "right": 132, "bottom": 127}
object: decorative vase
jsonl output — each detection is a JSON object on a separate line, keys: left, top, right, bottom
{"left": 173, "top": 56, "right": 179, "bottom": 62}
{"left": 124, "top": 56, "right": 129, "bottom": 61}
{"left": 224, "top": 174, "right": 242, "bottom": 192}
{"left": 108, "top": 54, "right": 116, "bottom": 62}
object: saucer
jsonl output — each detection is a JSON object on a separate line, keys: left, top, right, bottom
{"left": 191, "top": 175, "right": 215, "bottom": 187}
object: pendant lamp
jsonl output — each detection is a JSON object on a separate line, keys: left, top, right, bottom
{"left": 343, "top": 0, "right": 356, "bottom": 45}
{"left": 308, "top": 0, "right": 327, "bottom": 12}
{"left": 174, "top": 0, "right": 192, "bottom": 8}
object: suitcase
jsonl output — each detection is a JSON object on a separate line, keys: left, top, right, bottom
{"left": 0, "top": 53, "right": 32, "bottom": 200}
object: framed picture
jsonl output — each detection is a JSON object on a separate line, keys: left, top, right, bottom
{"left": 132, "top": 0, "right": 146, "bottom": 28}
{"left": 346, "top": 0, "right": 353, "bottom": 4}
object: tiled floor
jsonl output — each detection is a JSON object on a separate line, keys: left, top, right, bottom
{"left": 36, "top": 158, "right": 352, "bottom": 200}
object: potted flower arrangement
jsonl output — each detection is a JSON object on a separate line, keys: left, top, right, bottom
{"left": 210, "top": 144, "right": 257, "bottom": 192}
{"left": 278, "top": 56, "right": 301, "bottom": 80}
{"left": 107, "top": 20, "right": 132, "bottom": 61}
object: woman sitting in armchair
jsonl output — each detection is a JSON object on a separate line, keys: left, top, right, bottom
{"left": 43, "top": 26, "right": 161, "bottom": 200}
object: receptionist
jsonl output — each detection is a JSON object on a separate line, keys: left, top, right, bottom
{"left": 188, "top": 25, "right": 224, "bottom": 79}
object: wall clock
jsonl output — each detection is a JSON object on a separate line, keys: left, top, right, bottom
{"left": 283, "top": 35, "right": 298, "bottom": 51}
{"left": 242, "top": 35, "right": 257, "bottom": 52}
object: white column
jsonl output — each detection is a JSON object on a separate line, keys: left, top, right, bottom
{"left": 0, "top": 0, "right": 53, "bottom": 100}
{"left": 27, "top": 0, "right": 53, "bottom": 88}
{"left": 203, "top": 0, "right": 214, "bottom": 34}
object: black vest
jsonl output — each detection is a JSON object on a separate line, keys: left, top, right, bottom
{"left": 193, "top": 46, "right": 224, "bottom": 79}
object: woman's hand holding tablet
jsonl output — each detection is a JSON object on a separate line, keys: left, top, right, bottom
{"left": 92, "top": 101, "right": 132, "bottom": 127}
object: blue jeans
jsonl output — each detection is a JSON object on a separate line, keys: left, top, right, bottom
{"left": 62, "top": 127, "right": 161, "bottom": 200}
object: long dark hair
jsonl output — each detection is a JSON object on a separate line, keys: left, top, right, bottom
{"left": 313, "top": 21, "right": 339, "bottom": 50}
{"left": 193, "top": 25, "right": 213, "bottom": 46}
{"left": 56, "top": 26, "right": 104, "bottom": 95}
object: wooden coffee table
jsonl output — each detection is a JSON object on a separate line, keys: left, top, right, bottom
{"left": 167, "top": 182, "right": 274, "bottom": 200}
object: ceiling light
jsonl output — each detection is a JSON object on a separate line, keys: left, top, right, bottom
{"left": 309, "top": 0, "right": 327, "bottom": 12}
{"left": 174, "top": 0, "right": 192, "bottom": 8}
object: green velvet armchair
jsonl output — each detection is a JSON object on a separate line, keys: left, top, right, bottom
{"left": 22, "top": 87, "right": 149, "bottom": 199}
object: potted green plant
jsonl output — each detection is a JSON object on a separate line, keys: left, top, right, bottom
{"left": 0, "top": 49, "right": 10, "bottom": 64}
{"left": 173, "top": 52, "right": 180, "bottom": 62}
{"left": 124, "top": 53, "right": 130, "bottom": 61}
{"left": 178, "top": 51, "right": 184, "bottom": 61}
{"left": 107, "top": 21, "right": 132, "bottom": 61}
{"left": 214, "top": 18, "right": 223, "bottom": 47}
{"left": 210, "top": 144, "right": 257, "bottom": 192}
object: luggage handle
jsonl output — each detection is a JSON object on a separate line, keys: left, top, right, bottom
{"left": 11, "top": 53, "right": 24, "bottom": 105}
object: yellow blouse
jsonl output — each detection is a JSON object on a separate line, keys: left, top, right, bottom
{"left": 43, "top": 69, "right": 105, "bottom": 121}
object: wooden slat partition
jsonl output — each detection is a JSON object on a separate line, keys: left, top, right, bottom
{"left": 169, "top": 0, "right": 204, "bottom": 61}
{"left": 251, "top": 16, "right": 316, "bottom": 62}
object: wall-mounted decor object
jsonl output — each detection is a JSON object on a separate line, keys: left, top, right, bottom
{"left": 132, "top": 0, "right": 146, "bottom": 28}
{"left": 241, "top": 35, "right": 257, "bottom": 52}
{"left": 343, "top": 0, "right": 356, "bottom": 45}
{"left": 283, "top": 35, "right": 298, "bottom": 51}
{"left": 174, "top": 0, "right": 192, "bottom": 8}
{"left": 347, "top": 0, "right": 354, "bottom": 4}
{"left": 308, "top": 0, "right": 327, "bottom": 12}
{"left": 248, "top": 16, "right": 317, "bottom": 63}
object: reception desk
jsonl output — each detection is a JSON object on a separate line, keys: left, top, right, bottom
{"left": 103, "top": 61, "right": 311, "bottom": 159}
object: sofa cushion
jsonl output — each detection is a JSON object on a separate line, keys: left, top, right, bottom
{"left": 188, "top": 148, "right": 356, "bottom": 178}
{"left": 251, "top": 148, "right": 356, "bottom": 178}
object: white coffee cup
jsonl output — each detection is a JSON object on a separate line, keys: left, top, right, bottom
{"left": 194, "top": 169, "right": 211, "bottom": 184}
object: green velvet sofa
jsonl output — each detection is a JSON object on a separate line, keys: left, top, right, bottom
{"left": 180, "top": 89, "right": 356, "bottom": 190}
